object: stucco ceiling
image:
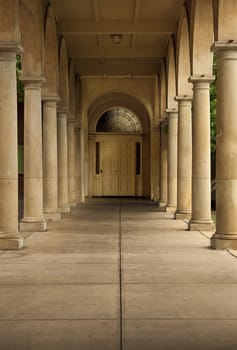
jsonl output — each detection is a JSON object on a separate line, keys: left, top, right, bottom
{"left": 53, "top": 0, "right": 182, "bottom": 75}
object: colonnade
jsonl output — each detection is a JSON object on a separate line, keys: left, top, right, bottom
{"left": 160, "top": 76, "right": 215, "bottom": 231}
{"left": 1, "top": 1, "right": 237, "bottom": 251}
{"left": 0, "top": 50, "right": 80, "bottom": 248}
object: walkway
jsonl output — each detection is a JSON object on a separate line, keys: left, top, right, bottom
{"left": 1, "top": 199, "right": 237, "bottom": 349}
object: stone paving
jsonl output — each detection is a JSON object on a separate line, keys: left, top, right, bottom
{"left": 1, "top": 198, "right": 237, "bottom": 349}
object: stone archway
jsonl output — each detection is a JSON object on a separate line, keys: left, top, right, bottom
{"left": 91, "top": 107, "right": 143, "bottom": 197}
{"left": 87, "top": 93, "right": 151, "bottom": 198}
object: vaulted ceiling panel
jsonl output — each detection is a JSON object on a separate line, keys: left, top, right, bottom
{"left": 55, "top": 0, "right": 94, "bottom": 19}
{"left": 54, "top": 0, "right": 182, "bottom": 75}
{"left": 98, "top": 0, "right": 136, "bottom": 20}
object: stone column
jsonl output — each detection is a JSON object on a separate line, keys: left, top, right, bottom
{"left": 175, "top": 96, "right": 192, "bottom": 220}
{"left": 0, "top": 47, "right": 24, "bottom": 249}
{"left": 159, "top": 118, "right": 168, "bottom": 206}
{"left": 75, "top": 126, "right": 81, "bottom": 204}
{"left": 20, "top": 77, "right": 47, "bottom": 232}
{"left": 42, "top": 98, "right": 60, "bottom": 221}
{"left": 165, "top": 109, "right": 178, "bottom": 212}
{"left": 57, "top": 109, "right": 70, "bottom": 213}
{"left": 68, "top": 119, "right": 76, "bottom": 207}
{"left": 188, "top": 76, "right": 215, "bottom": 231}
{"left": 211, "top": 42, "right": 237, "bottom": 249}
{"left": 80, "top": 126, "right": 86, "bottom": 202}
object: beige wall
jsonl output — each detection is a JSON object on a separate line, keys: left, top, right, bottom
{"left": 80, "top": 75, "right": 158, "bottom": 198}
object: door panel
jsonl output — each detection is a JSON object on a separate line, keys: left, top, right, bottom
{"left": 102, "top": 141, "right": 119, "bottom": 196}
{"left": 119, "top": 141, "right": 135, "bottom": 196}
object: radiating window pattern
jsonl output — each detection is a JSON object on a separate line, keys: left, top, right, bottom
{"left": 96, "top": 108, "right": 142, "bottom": 133}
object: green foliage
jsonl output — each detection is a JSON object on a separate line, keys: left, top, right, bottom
{"left": 16, "top": 54, "right": 24, "bottom": 101}
{"left": 210, "top": 55, "right": 217, "bottom": 160}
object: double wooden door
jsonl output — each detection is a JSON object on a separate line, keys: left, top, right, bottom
{"left": 93, "top": 136, "right": 141, "bottom": 196}
{"left": 101, "top": 140, "right": 135, "bottom": 196}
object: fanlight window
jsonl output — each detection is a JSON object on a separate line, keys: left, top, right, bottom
{"left": 96, "top": 108, "right": 142, "bottom": 133}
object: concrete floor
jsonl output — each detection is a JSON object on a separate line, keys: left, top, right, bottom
{"left": 1, "top": 198, "right": 237, "bottom": 349}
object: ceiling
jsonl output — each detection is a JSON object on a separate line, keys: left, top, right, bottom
{"left": 53, "top": 0, "right": 182, "bottom": 75}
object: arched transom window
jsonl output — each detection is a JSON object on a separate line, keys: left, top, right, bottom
{"left": 96, "top": 108, "right": 142, "bottom": 133}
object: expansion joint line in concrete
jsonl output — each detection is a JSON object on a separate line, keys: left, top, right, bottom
{"left": 118, "top": 199, "right": 123, "bottom": 350}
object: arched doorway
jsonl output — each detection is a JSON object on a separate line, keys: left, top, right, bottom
{"left": 89, "top": 107, "right": 143, "bottom": 197}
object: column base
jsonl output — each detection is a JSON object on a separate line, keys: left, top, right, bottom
{"left": 20, "top": 218, "right": 47, "bottom": 232}
{"left": 189, "top": 219, "right": 215, "bottom": 231}
{"left": 159, "top": 201, "right": 167, "bottom": 207}
{"left": 165, "top": 205, "right": 176, "bottom": 213}
{"left": 175, "top": 210, "right": 191, "bottom": 220}
{"left": 0, "top": 233, "right": 24, "bottom": 250}
{"left": 69, "top": 201, "right": 77, "bottom": 208}
{"left": 58, "top": 205, "right": 70, "bottom": 213}
{"left": 44, "top": 212, "right": 61, "bottom": 221}
{"left": 211, "top": 233, "right": 237, "bottom": 250}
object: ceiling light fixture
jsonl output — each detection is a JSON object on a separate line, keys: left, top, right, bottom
{"left": 110, "top": 34, "right": 123, "bottom": 44}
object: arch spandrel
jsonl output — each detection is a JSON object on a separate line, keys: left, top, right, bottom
{"left": 43, "top": 5, "right": 59, "bottom": 97}
{"left": 0, "top": 0, "right": 20, "bottom": 43}
{"left": 88, "top": 92, "right": 150, "bottom": 134}
{"left": 159, "top": 60, "right": 167, "bottom": 118}
{"left": 20, "top": 0, "right": 44, "bottom": 76}
{"left": 215, "top": 0, "right": 237, "bottom": 41}
{"left": 75, "top": 76, "right": 81, "bottom": 124}
{"left": 166, "top": 38, "right": 178, "bottom": 109}
{"left": 191, "top": 0, "right": 214, "bottom": 75}
{"left": 58, "top": 37, "right": 69, "bottom": 109}
{"left": 68, "top": 59, "right": 76, "bottom": 117}
{"left": 176, "top": 6, "right": 192, "bottom": 96}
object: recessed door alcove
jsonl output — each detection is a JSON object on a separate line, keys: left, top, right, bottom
{"left": 89, "top": 107, "right": 144, "bottom": 197}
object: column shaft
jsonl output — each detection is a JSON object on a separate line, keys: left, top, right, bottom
{"left": 20, "top": 78, "right": 47, "bottom": 232}
{"left": 43, "top": 99, "right": 60, "bottom": 221}
{"left": 159, "top": 119, "right": 168, "bottom": 206}
{"left": 189, "top": 76, "right": 215, "bottom": 231}
{"left": 57, "top": 110, "right": 70, "bottom": 213}
{"left": 211, "top": 43, "right": 237, "bottom": 249}
{"left": 75, "top": 127, "right": 81, "bottom": 204}
{"left": 68, "top": 120, "right": 76, "bottom": 206}
{"left": 175, "top": 97, "right": 192, "bottom": 219}
{"left": 0, "top": 50, "right": 23, "bottom": 249}
{"left": 166, "top": 110, "right": 178, "bottom": 212}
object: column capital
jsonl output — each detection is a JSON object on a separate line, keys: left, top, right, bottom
{"left": 0, "top": 42, "right": 22, "bottom": 56}
{"left": 57, "top": 106, "right": 69, "bottom": 115}
{"left": 20, "top": 76, "right": 46, "bottom": 89}
{"left": 159, "top": 117, "right": 168, "bottom": 126}
{"left": 189, "top": 75, "right": 215, "bottom": 84}
{"left": 165, "top": 108, "right": 178, "bottom": 119}
{"left": 67, "top": 118, "right": 77, "bottom": 126}
{"left": 57, "top": 106, "right": 68, "bottom": 120}
{"left": 42, "top": 96, "right": 60, "bottom": 109}
{"left": 175, "top": 95, "right": 193, "bottom": 102}
{"left": 212, "top": 40, "right": 237, "bottom": 52}
{"left": 42, "top": 95, "right": 60, "bottom": 103}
